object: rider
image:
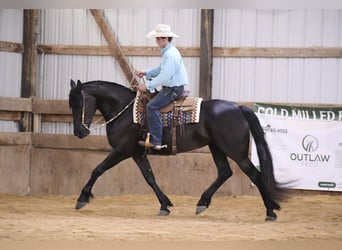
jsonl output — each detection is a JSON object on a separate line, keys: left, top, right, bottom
{"left": 136, "top": 24, "right": 188, "bottom": 150}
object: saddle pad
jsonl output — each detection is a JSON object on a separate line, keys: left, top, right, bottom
{"left": 133, "top": 91, "right": 202, "bottom": 126}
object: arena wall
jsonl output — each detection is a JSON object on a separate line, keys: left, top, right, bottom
{"left": 0, "top": 132, "right": 259, "bottom": 196}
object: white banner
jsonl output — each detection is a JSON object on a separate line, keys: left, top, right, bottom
{"left": 251, "top": 103, "right": 342, "bottom": 192}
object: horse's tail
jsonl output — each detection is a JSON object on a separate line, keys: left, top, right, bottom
{"left": 239, "top": 105, "right": 287, "bottom": 204}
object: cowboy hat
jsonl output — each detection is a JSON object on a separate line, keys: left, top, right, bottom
{"left": 146, "top": 24, "right": 179, "bottom": 38}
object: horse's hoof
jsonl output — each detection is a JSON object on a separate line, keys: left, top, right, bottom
{"left": 158, "top": 209, "right": 170, "bottom": 216}
{"left": 265, "top": 213, "right": 277, "bottom": 221}
{"left": 75, "top": 201, "right": 88, "bottom": 210}
{"left": 196, "top": 205, "right": 207, "bottom": 215}
{"left": 265, "top": 210, "right": 277, "bottom": 221}
{"left": 265, "top": 215, "right": 276, "bottom": 221}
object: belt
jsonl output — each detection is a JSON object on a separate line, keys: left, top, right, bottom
{"left": 163, "top": 85, "right": 184, "bottom": 90}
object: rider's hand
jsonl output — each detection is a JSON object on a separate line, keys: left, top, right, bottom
{"left": 135, "top": 70, "right": 146, "bottom": 78}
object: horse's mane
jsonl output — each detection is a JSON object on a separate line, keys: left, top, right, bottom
{"left": 69, "top": 80, "right": 135, "bottom": 109}
{"left": 82, "top": 80, "right": 136, "bottom": 100}
{"left": 82, "top": 80, "right": 134, "bottom": 93}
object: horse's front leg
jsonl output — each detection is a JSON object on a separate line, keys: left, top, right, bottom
{"left": 132, "top": 154, "right": 173, "bottom": 216}
{"left": 75, "top": 149, "right": 128, "bottom": 210}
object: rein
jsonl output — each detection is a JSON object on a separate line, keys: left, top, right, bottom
{"left": 81, "top": 97, "right": 135, "bottom": 131}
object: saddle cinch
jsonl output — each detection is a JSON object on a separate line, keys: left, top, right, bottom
{"left": 133, "top": 90, "right": 203, "bottom": 154}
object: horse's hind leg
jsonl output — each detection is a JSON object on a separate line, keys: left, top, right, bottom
{"left": 196, "top": 144, "right": 233, "bottom": 214}
{"left": 236, "top": 158, "right": 280, "bottom": 221}
{"left": 132, "top": 154, "right": 173, "bottom": 216}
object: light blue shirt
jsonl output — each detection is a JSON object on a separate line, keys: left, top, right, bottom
{"left": 145, "top": 43, "right": 188, "bottom": 93}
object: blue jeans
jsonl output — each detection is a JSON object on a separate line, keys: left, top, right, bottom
{"left": 146, "top": 86, "right": 184, "bottom": 145}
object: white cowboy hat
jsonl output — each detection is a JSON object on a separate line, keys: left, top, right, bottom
{"left": 146, "top": 24, "right": 179, "bottom": 38}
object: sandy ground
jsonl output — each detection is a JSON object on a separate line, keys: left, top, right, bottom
{"left": 0, "top": 193, "right": 341, "bottom": 244}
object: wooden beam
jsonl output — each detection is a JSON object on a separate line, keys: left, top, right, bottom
{"left": 40, "top": 114, "right": 102, "bottom": 123}
{"left": 0, "top": 132, "right": 32, "bottom": 146}
{"left": 41, "top": 114, "right": 73, "bottom": 123}
{"left": 20, "top": 9, "right": 38, "bottom": 132}
{"left": 37, "top": 44, "right": 342, "bottom": 58}
{"left": 2, "top": 97, "right": 342, "bottom": 127}
{"left": 0, "top": 97, "right": 32, "bottom": 112}
{"left": 21, "top": 10, "right": 38, "bottom": 98}
{"left": 199, "top": 9, "right": 214, "bottom": 100}
{"left": 37, "top": 44, "right": 200, "bottom": 57}
{"left": 213, "top": 47, "right": 342, "bottom": 58}
{"left": 0, "top": 111, "right": 21, "bottom": 121}
{"left": 0, "top": 96, "right": 31, "bottom": 126}
{"left": 32, "top": 98, "right": 70, "bottom": 115}
{"left": 0, "top": 41, "right": 23, "bottom": 53}
{"left": 32, "top": 133, "right": 111, "bottom": 151}
{"left": 90, "top": 9, "right": 139, "bottom": 87}
{"left": 3, "top": 40, "right": 342, "bottom": 58}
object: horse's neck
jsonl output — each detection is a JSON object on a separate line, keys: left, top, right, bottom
{"left": 84, "top": 83, "right": 134, "bottom": 119}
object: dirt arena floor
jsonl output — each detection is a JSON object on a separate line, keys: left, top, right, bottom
{"left": 0, "top": 193, "right": 341, "bottom": 243}
{"left": 0, "top": 193, "right": 341, "bottom": 250}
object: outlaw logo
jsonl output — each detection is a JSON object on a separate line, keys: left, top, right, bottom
{"left": 302, "top": 135, "right": 319, "bottom": 152}
{"left": 290, "top": 135, "right": 330, "bottom": 163}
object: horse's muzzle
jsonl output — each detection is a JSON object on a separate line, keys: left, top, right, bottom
{"left": 74, "top": 124, "right": 90, "bottom": 139}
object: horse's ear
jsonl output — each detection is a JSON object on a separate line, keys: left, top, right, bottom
{"left": 77, "top": 80, "right": 82, "bottom": 88}
{"left": 70, "top": 79, "right": 76, "bottom": 89}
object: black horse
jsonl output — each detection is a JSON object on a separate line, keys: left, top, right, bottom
{"left": 69, "top": 79, "right": 287, "bottom": 221}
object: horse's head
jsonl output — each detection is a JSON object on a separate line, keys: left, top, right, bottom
{"left": 69, "top": 79, "right": 96, "bottom": 139}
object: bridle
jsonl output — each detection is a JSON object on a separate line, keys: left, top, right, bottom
{"left": 80, "top": 75, "right": 141, "bottom": 132}
{"left": 80, "top": 90, "right": 135, "bottom": 132}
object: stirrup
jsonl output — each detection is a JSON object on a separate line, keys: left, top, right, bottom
{"left": 138, "top": 133, "right": 168, "bottom": 150}
{"left": 152, "top": 144, "right": 168, "bottom": 150}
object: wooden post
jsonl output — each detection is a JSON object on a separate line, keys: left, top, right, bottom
{"left": 199, "top": 9, "right": 214, "bottom": 100}
{"left": 90, "top": 9, "right": 139, "bottom": 87}
{"left": 20, "top": 9, "right": 38, "bottom": 132}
